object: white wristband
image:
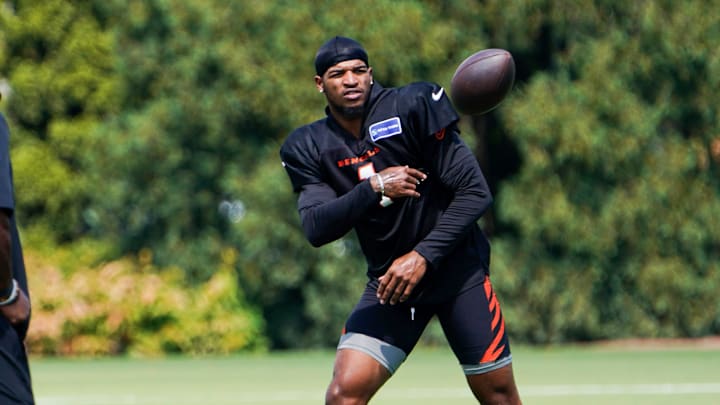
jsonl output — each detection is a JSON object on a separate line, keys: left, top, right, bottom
{"left": 0, "top": 279, "right": 19, "bottom": 306}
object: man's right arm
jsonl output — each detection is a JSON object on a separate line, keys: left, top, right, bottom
{"left": 297, "top": 180, "right": 379, "bottom": 247}
{"left": 281, "top": 129, "right": 381, "bottom": 247}
{"left": 296, "top": 166, "right": 427, "bottom": 247}
{"left": 281, "top": 129, "right": 424, "bottom": 247}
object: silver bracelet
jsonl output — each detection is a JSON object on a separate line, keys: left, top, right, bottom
{"left": 374, "top": 173, "right": 384, "bottom": 196}
{"left": 0, "top": 279, "right": 19, "bottom": 306}
{"left": 374, "top": 173, "right": 393, "bottom": 207}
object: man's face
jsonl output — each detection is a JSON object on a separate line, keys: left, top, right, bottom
{"left": 316, "top": 59, "right": 373, "bottom": 119}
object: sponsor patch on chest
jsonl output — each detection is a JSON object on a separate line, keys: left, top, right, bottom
{"left": 369, "top": 117, "right": 402, "bottom": 142}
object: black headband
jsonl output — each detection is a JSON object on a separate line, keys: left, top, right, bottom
{"left": 314, "top": 36, "right": 369, "bottom": 76}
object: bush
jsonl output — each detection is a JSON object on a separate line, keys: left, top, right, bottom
{"left": 25, "top": 248, "right": 266, "bottom": 357}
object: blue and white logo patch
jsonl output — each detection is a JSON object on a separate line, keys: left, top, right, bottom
{"left": 369, "top": 117, "right": 402, "bottom": 142}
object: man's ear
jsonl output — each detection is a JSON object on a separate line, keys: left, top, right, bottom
{"left": 315, "top": 76, "right": 324, "bottom": 93}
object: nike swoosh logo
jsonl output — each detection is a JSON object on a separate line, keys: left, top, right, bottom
{"left": 432, "top": 87, "right": 444, "bottom": 101}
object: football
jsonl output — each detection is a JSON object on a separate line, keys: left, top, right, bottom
{"left": 450, "top": 49, "right": 515, "bottom": 115}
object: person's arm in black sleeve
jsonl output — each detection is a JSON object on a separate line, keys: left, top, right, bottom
{"left": 0, "top": 210, "right": 11, "bottom": 293}
{"left": 0, "top": 218, "right": 31, "bottom": 328}
{"left": 280, "top": 133, "right": 384, "bottom": 247}
{"left": 0, "top": 114, "right": 31, "bottom": 324}
{"left": 397, "top": 83, "right": 492, "bottom": 269}
{"left": 0, "top": 116, "right": 15, "bottom": 296}
{"left": 297, "top": 180, "right": 379, "bottom": 247}
{"left": 379, "top": 125, "right": 492, "bottom": 304}
{"left": 413, "top": 125, "right": 493, "bottom": 269}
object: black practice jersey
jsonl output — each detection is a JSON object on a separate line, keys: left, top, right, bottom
{"left": 280, "top": 82, "right": 493, "bottom": 303}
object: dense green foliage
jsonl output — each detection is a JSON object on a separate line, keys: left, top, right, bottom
{"left": 488, "top": 1, "right": 720, "bottom": 342}
{"left": 1, "top": 0, "right": 718, "bottom": 352}
{"left": 0, "top": 0, "right": 121, "bottom": 242}
{"left": 25, "top": 247, "right": 265, "bottom": 356}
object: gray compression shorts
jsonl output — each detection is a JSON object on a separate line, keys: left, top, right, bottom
{"left": 338, "top": 332, "right": 407, "bottom": 374}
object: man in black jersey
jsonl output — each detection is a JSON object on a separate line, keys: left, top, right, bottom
{"left": 280, "top": 36, "right": 521, "bottom": 405}
{"left": 0, "top": 111, "right": 35, "bottom": 404}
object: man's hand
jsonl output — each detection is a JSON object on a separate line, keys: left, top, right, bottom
{"left": 372, "top": 166, "right": 427, "bottom": 199}
{"left": 0, "top": 211, "right": 28, "bottom": 324}
{"left": 0, "top": 289, "right": 30, "bottom": 325}
{"left": 377, "top": 250, "right": 427, "bottom": 305}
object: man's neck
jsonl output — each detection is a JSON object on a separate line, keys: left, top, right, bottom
{"left": 329, "top": 108, "right": 363, "bottom": 139}
{"left": 336, "top": 116, "right": 362, "bottom": 139}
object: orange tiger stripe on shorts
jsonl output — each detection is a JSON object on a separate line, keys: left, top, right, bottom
{"left": 480, "top": 277, "right": 507, "bottom": 363}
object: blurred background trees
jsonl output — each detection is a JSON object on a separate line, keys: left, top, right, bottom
{"left": 0, "top": 0, "right": 718, "bottom": 354}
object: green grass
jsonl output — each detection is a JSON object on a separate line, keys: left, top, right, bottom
{"left": 31, "top": 344, "right": 720, "bottom": 404}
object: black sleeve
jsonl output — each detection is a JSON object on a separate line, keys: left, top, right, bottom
{"left": 0, "top": 115, "right": 14, "bottom": 288}
{"left": 0, "top": 114, "right": 14, "bottom": 213}
{"left": 402, "top": 85, "right": 492, "bottom": 269}
{"left": 297, "top": 181, "right": 379, "bottom": 247}
{"left": 414, "top": 126, "right": 493, "bottom": 269}
{"left": 280, "top": 127, "right": 381, "bottom": 247}
{"left": 279, "top": 128, "right": 323, "bottom": 193}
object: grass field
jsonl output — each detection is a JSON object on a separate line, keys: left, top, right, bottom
{"left": 31, "top": 343, "right": 720, "bottom": 405}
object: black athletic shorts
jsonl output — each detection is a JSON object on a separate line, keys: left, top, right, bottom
{"left": 339, "top": 275, "right": 512, "bottom": 375}
{"left": 0, "top": 317, "right": 34, "bottom": 404}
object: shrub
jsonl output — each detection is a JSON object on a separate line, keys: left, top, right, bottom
{"left": 25, "top": 249, "right": 266, "bottom": 357}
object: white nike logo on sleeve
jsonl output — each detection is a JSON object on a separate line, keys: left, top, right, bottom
{"left": 431, "top": 88, "right": 444, "bottom": 101}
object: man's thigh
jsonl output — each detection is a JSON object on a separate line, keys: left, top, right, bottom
{"left": 343, "top": 281, "right": 434, "bottom": 361}
{"left": 437, "top": 276, "right": 513, "bottom": 374}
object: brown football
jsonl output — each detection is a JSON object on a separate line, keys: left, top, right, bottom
{"left": 450, "top": 49, "right": 515, "bottom": 115}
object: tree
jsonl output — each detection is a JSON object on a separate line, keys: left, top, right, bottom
{"left": 0, "top": 0, "right": 121, "bottom": 243}
{"left": 490, "top": 0, "right": 720, "bottom": 342}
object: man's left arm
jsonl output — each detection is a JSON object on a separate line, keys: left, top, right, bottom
{"left": 377, "top": 125, "right": 492, "bottom": 305}
{"left": 412, "top": 127, "right": 492, "bottom": 268}
{"left": 0, "top": 116, "right": 31, "bottom": 325}
{"left": 0, "top": 210, "right": 30, "bottom": 325}
{"left": 406, "top": 83, "right": 493, "bottom": 268}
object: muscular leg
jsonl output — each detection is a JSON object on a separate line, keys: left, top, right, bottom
{"left": 327, "top": 279, "right": 432, "bottom": 404}
{"left": 466, "top": 363, "right": 522, "bottom": 405}
{"left": 438, "top": 276, "right": 523, "bottom": 404}
{"left": 325, "top": 348, "right": 391, "bottom": 405}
